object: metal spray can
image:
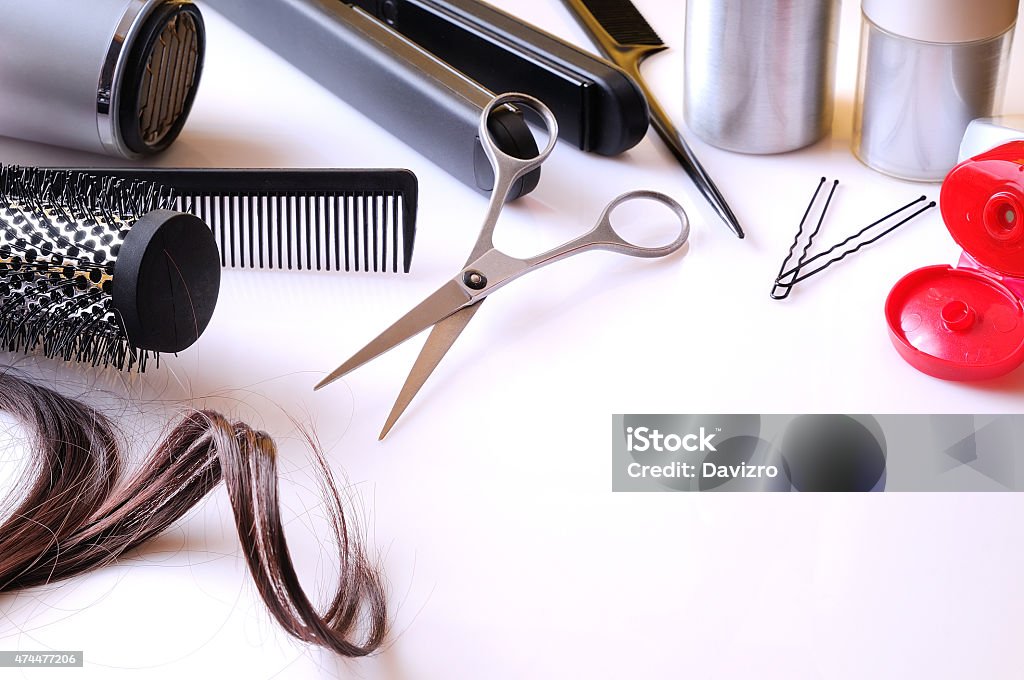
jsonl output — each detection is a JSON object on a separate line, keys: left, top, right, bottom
{"left": 683, "top": 0, "right": 841, "bottom": 155}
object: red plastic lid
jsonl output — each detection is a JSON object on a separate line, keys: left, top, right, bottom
{"left": 941, "top": 141, "right": 1024, "bottom": 277}
{"left": 886, "top": 265, "right": 1024, "bottom": 381}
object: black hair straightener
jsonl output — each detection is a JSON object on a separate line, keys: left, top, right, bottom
{"left": 203, "top": 0, "right": 650, "bottom": 199}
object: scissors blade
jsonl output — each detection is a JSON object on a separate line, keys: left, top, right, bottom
{"left": 379, "top": 301, "right": 485, "bottom": 440}
{"left": 315, "top": 280, "right": 472, "bottom": 391}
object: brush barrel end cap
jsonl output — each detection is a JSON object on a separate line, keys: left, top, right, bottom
{"left": 112, "top": 210, "right": 221, "bottom": 354}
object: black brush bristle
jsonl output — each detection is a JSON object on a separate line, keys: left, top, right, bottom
{"left": 0, "top": 166, "right": 176, "bottom": 371}
{"left": 575, "top": 0, "right": 663, "bottom": 46}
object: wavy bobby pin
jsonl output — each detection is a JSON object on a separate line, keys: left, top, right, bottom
{"left": 0, "top": 371, "right": 387, "bottom": 657}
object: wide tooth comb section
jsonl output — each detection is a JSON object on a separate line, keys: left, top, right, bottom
{"left": 170, "top": 191, "right": 412, "bottom": 273}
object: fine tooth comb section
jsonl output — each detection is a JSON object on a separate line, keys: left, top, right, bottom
{"left": 571, "top": 0, "right": 663, "bottom": 47}
{"left": 61, "top": 169, "right": 419, "bottom": 274}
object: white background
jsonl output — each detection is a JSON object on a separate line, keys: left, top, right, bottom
{"left": 2, "top": 0, "right": 1024, "bottom": 678}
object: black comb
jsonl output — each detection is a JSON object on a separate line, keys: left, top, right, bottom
{"left": 59, "top": 168, "right": 419, "bottom": 274}
{"left": 566, "top": 0, "right": 663, "bottom": 47}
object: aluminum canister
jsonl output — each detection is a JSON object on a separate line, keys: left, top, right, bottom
{"left": 683, "top": 0, "right": 841, "bottom": 154}
{"left": 853, "top": 0, "right": 1018, "bottom": 182}
{"left": 0, "top": 0, "right": 205, "bottom": 158}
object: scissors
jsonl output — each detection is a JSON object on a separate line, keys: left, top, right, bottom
{"left": 316, "top": 93, "right": 690, "bottom": 439}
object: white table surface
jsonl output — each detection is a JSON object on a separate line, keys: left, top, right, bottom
{"left": 2, "top": 1, "right": 1024, "bottom": 678}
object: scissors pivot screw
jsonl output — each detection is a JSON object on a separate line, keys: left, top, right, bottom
{"left": 463, "top": 271, "right": 488, "bottom": 290}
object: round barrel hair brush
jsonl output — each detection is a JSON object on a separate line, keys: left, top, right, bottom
{"left": 0, "top": 166, "right": 221, "bottom": 371}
